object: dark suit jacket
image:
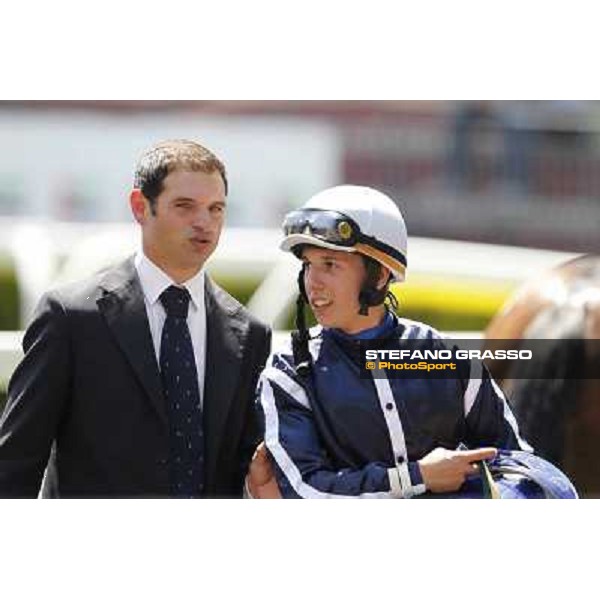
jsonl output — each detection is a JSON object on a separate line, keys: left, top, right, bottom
{"left": 0, "top": 257, "right": 271, "bottom": 498}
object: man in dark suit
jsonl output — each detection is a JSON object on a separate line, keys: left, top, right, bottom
{"left": 0, "top": 139, "right": 271, "bottom": 498}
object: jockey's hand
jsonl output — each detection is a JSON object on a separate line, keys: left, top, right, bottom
{"left": 246, "top": 442, "right": 282, "bottom": 499}
{"left": 418, "top": 447, "right": 497, "bottom": 493}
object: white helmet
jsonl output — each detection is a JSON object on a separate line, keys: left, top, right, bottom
{"left": 280, "top": 185, "right": 407, "bottom": 281}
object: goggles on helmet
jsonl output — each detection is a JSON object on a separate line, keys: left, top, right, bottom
{"left": 282, "top": 208, "right": 407, "bottom": 268}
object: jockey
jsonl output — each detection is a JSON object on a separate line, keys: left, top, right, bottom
{"left": 250, "top": 185, "right": 576, "bottom": 499}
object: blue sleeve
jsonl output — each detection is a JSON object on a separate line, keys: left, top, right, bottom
{"left": 463, "top": 360, "right": 533, "bottom": 452}
{"left": 257, "top": 364, "right": 423, "bottom": 499}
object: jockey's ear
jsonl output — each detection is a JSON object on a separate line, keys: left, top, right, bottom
{"left": 376, "top": 265, "right": 392, "bottom": 291}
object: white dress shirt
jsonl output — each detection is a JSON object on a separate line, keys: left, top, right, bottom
{"left": 134, "top": 251, "right": 207, "bottom": 409}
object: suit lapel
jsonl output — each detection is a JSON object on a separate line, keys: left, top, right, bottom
{"left": 203, "top": 276, "right": 248, "bottom": 486}
{"left": 96, "top": 257, "right": 167, "bottom": 427}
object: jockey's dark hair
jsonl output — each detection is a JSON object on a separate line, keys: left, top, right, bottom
{"left": 358, "top": 256, "right": 393, "bottom": 315}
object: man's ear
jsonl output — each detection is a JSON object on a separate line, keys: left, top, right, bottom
{"left": 130, "top": 189, "right": 149, "bottom": 224}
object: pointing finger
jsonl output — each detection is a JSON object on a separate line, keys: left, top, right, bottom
{"left": 459, "top": 447, "right": 497, "bottom": 463}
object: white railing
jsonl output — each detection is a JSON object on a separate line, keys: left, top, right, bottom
{"left": 0, "top": 329, "right": 482, "bottom": 389}
{"left": 1, "top": 220, "right": 581, "bottom": 328}
{"left": 0, "top": 331, "right": 23, "bottom": 387}
{"left": 0, "top": 221, "right": 577, "bottom": 388}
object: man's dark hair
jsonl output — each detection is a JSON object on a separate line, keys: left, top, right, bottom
{"left": 133, "top": 139, "right": 228, "bottom": 214}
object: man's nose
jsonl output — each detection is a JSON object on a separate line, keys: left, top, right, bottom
{"left": 192, "top": 209, "right": 212, "bottom": 230}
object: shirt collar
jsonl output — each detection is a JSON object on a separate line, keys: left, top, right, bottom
{"left": 134, "top": 250, "right": 205, "bottom": 311}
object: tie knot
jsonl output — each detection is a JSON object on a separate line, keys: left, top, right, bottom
{"left": 160, "top": 285, "right": 190, "bottom": 318}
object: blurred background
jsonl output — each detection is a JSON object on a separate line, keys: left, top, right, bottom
{"left": 1, "top": 100, "right": 599, "bottom": 243}
{"left": 1, "top": 99, "right": 598, "bottom": 406}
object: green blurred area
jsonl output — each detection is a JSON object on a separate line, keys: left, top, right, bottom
{"left": 0, "top": 253, "right": 18, "bottom": 406}
{"left": 393, "top": 305, "right": 491, "bottom": 331}
{"left": 0, "top": 253, "right": 20, "bottom": 330}
{"left": 0, "top": 250, "right": 501, "bottom": 403}
{"left": 0, "top": 256, "right": 501, "bottom": 335}
{"left": 273, "top": 291, "right": 494, "bottom": 333}
{"left": 208, "top": 273, "right": 262, "bottom": 308}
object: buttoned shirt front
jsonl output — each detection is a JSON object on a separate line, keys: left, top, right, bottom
{"left": 134, "top": 251, "right": 207, "bottom": 409}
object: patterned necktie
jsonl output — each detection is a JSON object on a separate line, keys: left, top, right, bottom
{"left": 159, "top": 285, "right": 204, "bottom": 498}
